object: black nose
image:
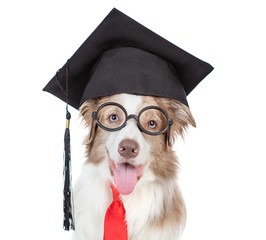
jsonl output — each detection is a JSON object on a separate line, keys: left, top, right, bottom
{"left": 118, "top": 139, "right": 139, "bottom": 159}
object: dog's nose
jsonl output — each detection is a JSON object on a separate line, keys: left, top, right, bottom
{"left": 118, "top": 139, "right": 139, "bottom": 159}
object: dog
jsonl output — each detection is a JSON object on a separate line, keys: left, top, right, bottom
{"left": 72, "top": 93, "right": 196, "bottom": 240}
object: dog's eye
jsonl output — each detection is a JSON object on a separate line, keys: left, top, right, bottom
{"left": 148, "top": 120, "right": 157, "bottom": 128}
{"left": 109, "top": 114, "right": 119, "bottom": 122}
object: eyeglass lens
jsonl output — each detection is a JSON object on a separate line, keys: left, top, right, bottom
{"left": 139, "top": 108, "right": 168, "bottom": 133}
{"left": 97, "top": 104, "right": 126, "bottom": 129}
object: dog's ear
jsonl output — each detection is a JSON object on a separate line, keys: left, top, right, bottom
{"left": 79, "top": 99, "right": 99, "bottom": 146}
{"left": 157, "top": 98, "right": 196, "bottom": 146}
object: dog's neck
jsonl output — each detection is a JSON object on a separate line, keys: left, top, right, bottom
{"left": 72, "top": 161, "right": 184, "bottom": 240}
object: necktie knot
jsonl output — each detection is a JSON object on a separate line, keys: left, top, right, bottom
{"left": 110, "top": 184, "right": 121, "bottom": 202}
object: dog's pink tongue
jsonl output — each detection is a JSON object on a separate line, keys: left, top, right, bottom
{"left": 113, "top": 163, "right": 138, "bottom": 195}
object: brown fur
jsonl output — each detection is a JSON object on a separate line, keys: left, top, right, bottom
{"left": 134, "top": 96, "right": 196, "bottom": 180}
{"left": 80, "top": 95, "right": 123, "bottom": 164}
{"left": 153, "top": 185, "right": 186, "bottom": 229}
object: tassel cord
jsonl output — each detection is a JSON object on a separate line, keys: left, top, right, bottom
{"left": 61, "top": 60, "right": 75, "bottom": 231}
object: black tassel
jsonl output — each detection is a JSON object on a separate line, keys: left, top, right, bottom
{"left": 63, "top": 111, "right": 75, "bottom": 230}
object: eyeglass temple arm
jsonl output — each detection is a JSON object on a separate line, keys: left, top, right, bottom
{"left": 89, "top": 112, "right": 97, "bottom": 141}
{"left": 168, "top": 119, "right": 173, "bottom": 147}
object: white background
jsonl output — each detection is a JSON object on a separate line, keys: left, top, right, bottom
{"left": 1, "top": 0, "right": 265, "bottom": 239}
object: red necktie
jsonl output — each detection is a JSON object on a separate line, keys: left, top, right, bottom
{"left": 103, "top": 184, "right": 128, "bottom": 240}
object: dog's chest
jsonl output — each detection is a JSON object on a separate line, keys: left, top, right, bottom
{"left": 73, "top": 165, "right": 180, "bottom": 240}
{"left": 123, "top": 183, "right": 179, "bottom": 240}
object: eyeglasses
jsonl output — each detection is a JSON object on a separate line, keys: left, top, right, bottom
{"left": 89, "top": 102, "right": 173, "bottom": 146}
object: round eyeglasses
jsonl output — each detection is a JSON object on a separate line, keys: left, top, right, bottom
{"left": 89, "top": 102, "right": 173, "bottom": 145}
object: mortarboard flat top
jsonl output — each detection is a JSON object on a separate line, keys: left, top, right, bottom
{"left": 43, "top": 8, "right": 213, "bottom": 109}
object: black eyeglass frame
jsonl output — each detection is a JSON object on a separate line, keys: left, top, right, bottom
{"left": 89, "top": 102, "right": 173, "bottom": 145}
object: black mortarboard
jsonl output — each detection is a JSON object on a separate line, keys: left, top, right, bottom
{"left": 43, "top": 8, "right": 213, "bottom": 232}
{"left": 43, "top": 8, "right": 213, "bottom": 109}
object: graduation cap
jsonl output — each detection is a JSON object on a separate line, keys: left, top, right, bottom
{"left": 43, "top": 8, "right": 213, "bottom": 231}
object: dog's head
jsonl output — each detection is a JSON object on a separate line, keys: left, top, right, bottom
{"left": 80, "top": 93, "right": 195, "bottom": 195}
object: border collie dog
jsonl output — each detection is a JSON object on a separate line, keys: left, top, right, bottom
{"left": 72, "top": 93, "right": 196, "bottom": 240}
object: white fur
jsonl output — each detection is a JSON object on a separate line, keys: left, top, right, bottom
{"left": 106, "top": 94, "right": 150, "bottom": 167}
{"left": 72, "top": 94, "right": 182, "bottom": 240}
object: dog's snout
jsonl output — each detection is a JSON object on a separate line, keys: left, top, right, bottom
{"left": 118, "top": 139, "right": 139, "bottom": 159}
